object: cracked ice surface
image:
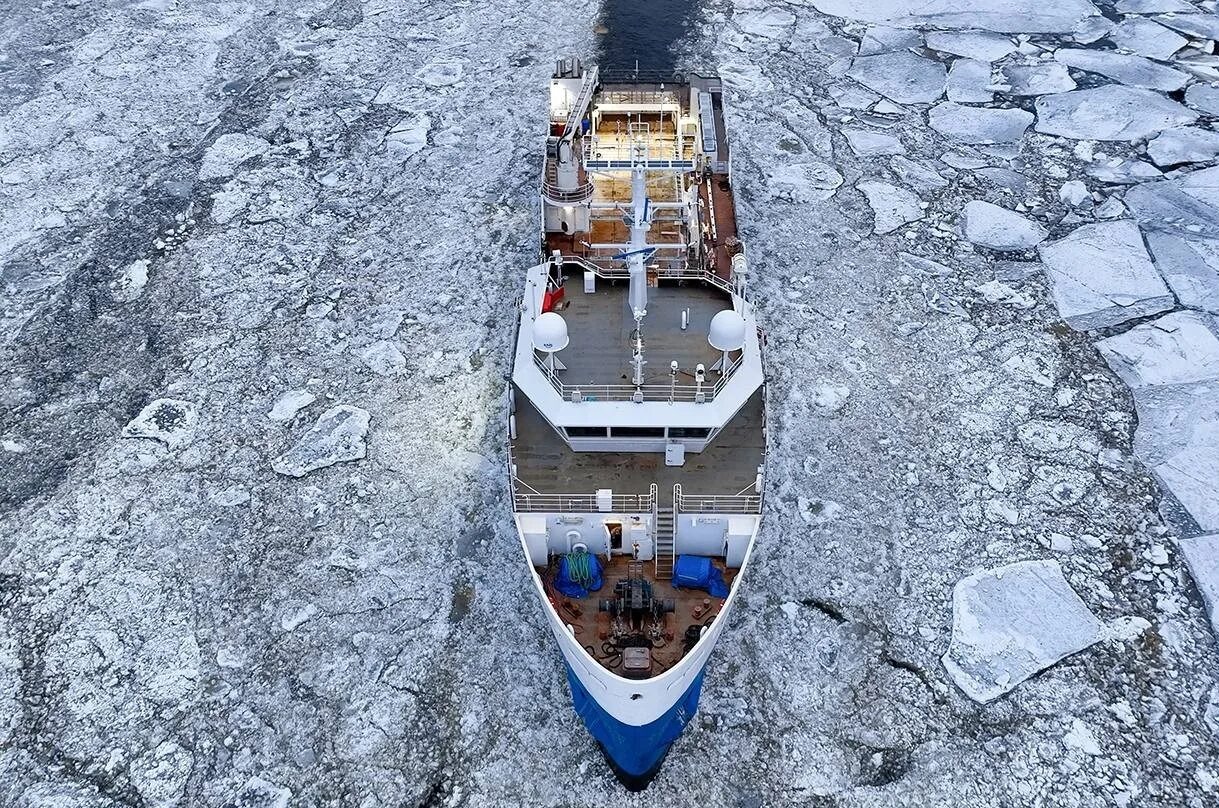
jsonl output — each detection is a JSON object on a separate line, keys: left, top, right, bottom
{"left": 942, "top": 560, "right": 1104, "bottom": 703}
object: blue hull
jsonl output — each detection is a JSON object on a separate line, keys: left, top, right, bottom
{"left": 564, "top": 661, "right": 705, "bottom": 788}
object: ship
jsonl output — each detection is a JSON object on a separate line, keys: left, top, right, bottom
{"left": 507, "top": 57, "right": 765, "bottom": 787}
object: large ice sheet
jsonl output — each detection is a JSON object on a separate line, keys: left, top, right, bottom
{"left": 847, "top": 52, "right": 946, "bottom": 104}
{"left": 929, "top": 102, "right": 1033, "bottom": 144}
{"left": 943, "top": 560, "right": 1104, "bottom": 703}
{"left": 1038, "top": 220, "right": 1176, "bottom": 330}
{"left": 1095, "top": 312, "right": 1219, "bottom": 390}
{"left": 1125, "top": 166, "right": 1219, "bottom": 239}
{"left": 807, "top": 0, "right": 1100, "bottom": 33}
{"left": 1144, "top": 232, "right": 1219, "bottom": 313}
{"left": 1053, "top": 48, "right": 1190, "bottom": 92}
{"left": 1034, "top": 85, "right": 1199, "bottom": 141}
{"left": 271, "top": 405, "right": 371, "bottom": 477}
{"left": 961, "top": 200, "right": 1048, "bottom": 251}
{"left": 1180, "top": 535, "right": 1219, "bottom": 642}
{"left": 1147, "top": 127, "right": 1219, "bottom": 167}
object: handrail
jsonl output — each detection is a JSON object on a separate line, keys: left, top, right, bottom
{"left": 558, "top": 254, "right": 737, "bottom": 297}
{"left": 673, "top": 482, "right": 762, "bottom": 514}
{"left": 512, "top": 490, "right": 653, "bottom": 513}
{"left": 532, "top": 352, "right": 743, "bottom": 403}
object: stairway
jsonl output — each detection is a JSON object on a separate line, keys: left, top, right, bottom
{"left": 654, "top": 507, "right": 675, "bottom": 579}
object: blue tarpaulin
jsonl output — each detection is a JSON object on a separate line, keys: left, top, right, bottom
{"left": 554, "top": 552, "right": 603, "bottom": 598}
{"left": 671, "top": 555, "right": 729, "bottom": 598}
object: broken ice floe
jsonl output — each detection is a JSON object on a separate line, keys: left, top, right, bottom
{"left": 198, "top": 133, "right": 270, "bottom": 181}
{"left": 1125, "top": 165, "right": 1219, "bottom": 239}
{"left": 1096, "top": 311, "right": 1219, "bottom": 390}
{"left": 807, "top": 0, "right": 1099, "bottom": 34}
{"left": 1034, "top": 85, "right": 1199, "bottom": 141}
{"left": 356, "top": 340, "right": 408, "bottom": 376}
{"left": 122, "top": 399, "right": 198, "bottom": 450}
{"left": 267, "top": 389, "right": 317, "bottom": 422}
{"left": 942, "top": 560, "right": 1104, "bottom": 703}
{"left": 271, "top": 404, "right": 370, "bottom": 477}
{"left": 929, "top": 102, "right": 1033, "bottom": 144}
{"left": 1053, "top": 48, "right": 1190, "bottom": 92}
{"left": 946, "top": 59, "right": 994, "bottom": 103}
{"left": 766, "top": 162, "right": 844, "bottom": 202}
{"left": 846, "top": 52, "right": 945, "bottom": 105}
{"left": 843, "top": 129, "right": 904, "bottom": 156}
{"left": 1185, "top": 84, "right": 1219, "bottom": 116}
{"left": 1037, "top": 220, "right": 1175, "bottom": 330}
{"left": 890, "top": 156, "right": 949, "bottom": 193}
{"left": 999, "top": 62, "right": 1076, "bottom": 96}
{"left": 925, "top": 30, "right": 1017, "bottom": 62}
{"left": 1096, "top": 313, "right": 1219, "bottom": 530}
{"left": 1109, "top": 17, "right": 1188, "bottom": 61}
{"left": 110, "top": 259, "right": 151, "bottom": 303}
{"left": 961, "top": 200, "right": 1048, "bottom": 251}
{"left": 1147, "top": 127, "right": 1219, "bottom": 168}
{"left": 1143, "top": 231, "right": 1219, "bottom": 314}
{"left": 857, "top": 181, "right": 923, "bottom": 234}
{"left": 1181, "top": 534, "right": 1219, "bottom": 641}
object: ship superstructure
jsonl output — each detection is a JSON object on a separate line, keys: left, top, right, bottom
{"left": 508, "top": 58, "right": 765, "bottom": 786}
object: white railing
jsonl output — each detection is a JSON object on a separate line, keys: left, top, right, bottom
{"left": 533, "top": 352, "right": 743, "bottom": 403}
{"left": 673, "top": 483, "right": 762, "bottom": 514}
{"left": 559, "top": 254, "right": 736, "bottom": 296}
{"left": 512, "top": 490, "right": 654, "bottom": 513}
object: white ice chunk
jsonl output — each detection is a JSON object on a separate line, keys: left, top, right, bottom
{"left": 111, "top": 259, "right": 151, "bottom": 303}
{"left": 1147, "top": 127, "right": 1219, "bottom": 167}
{"left": 847, "top": 52, "right": 946, "bottom": 104}
{"left": 929, "top": 102, "right": 1033, "bottom": 144}
{"left": 857, "top": 25, "right": 923, "bottom": 55}
{"left": 1180, "top": 534, "right": 1219, "bottom": 641}
{"left": 356, "top": 340, "right": 407, "bottom": 376}
{"left": 857, "top": 181, "right": 924, "bottom": 234}
{"left": 1125, "top": 165, "right": 1219, "bottom": 239}
{"left": 1154, "top": 13, "right": 1219, "bottom": 40}
{"left": 843, "top": 128, "right": 905, "bottom": 156}
{"left": 1038, "top": 220, "right": 1175, "bottom": 330}
{"left": 267, "top": 389, "right": 317, "bottom": 422}
{"left": 961, "top": 200, "right": 1048, "bottom": 250}
{"left": 766, "top": 161, "right": 844, "bottom": 202}
{"left": 807, "top": 0, "right": 1100, "bottom": 34}
{"left": 385, "top": 114, "right": 430, "bottom": 157}
{"left": 1157, "top": 416, "right": 1219, "bottom": 530}
{"left": 1096, "top": 311, "right": 1219, "bottom": 389}
{"left": 1059, "top": 180, "right": 1091, "bottom": 207}
{"left": 1034, "top": 85, "right": 1199, "bottom": 141}
{"left": 1186, "top": 85, "right": 1219, "bottom": 116}
{"left": 1116, "top": 0, "right": 1197, "bottom": 11}
{"left": 1144, "top": 231, "right": 1219, "bottom": 313}
{"left": 1000, "top": 62, "right": 1077, "bottom": 96}
{"left": 122, "top": 398, "right": 199, "bottom": 450}
{"left": 947, "top": 59, "right": 994, "bottom": 103}
{"left": 925, "top": 30, "right": 1017, "bottom": 62}
{"left": 889, "top": 156, "right": 950, "bottom": 192}
{"left": 1053, "top": 48, "right": 1190, "bottom": 92}
{"left": 271, "top": 405, "right": 370, "bottom": 477}
{"left": 942, "top": 560, "right": 1104, "bottom": 703}
{"left": 736, "top": 8, "right": 796, "bottom": 39}
{"left": 198, "top": 133, "right": 270, "bottom": 181}
{"left": 1110, "top": 17, "right": 1189, "bottom": 59}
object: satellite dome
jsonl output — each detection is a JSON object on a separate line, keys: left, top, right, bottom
{"left": 708, "top": 310, "right": 746, "bottom": 351}
{"left": 532, "top": 311, "right": 569, "bottom": 352}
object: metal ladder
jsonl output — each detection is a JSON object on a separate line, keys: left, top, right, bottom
{"left": 653, "top": 506, "right": 675, "bottom": 579}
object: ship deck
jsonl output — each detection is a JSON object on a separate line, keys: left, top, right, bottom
{"left": 510, "top": 387, "right": 765, "bottom": 504}
{"left": 538, "top": 554, "right": 737, "bottom": 675}
{"left": 549, "top": 275, "right": 729, "bottom": 387}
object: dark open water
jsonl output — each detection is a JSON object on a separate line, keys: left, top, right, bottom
{"left": 597, "top": 0, "right": 703, "bottom": 73}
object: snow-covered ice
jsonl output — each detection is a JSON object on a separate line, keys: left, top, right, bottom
{"left": 271, "top": 405, "right": 371, "bottom": 477}
{"left": 843, "top": 129, "right": 905, "bottom": 156}
{"left": 1095, "top": 312, "right": 1219, "bottom": 390}
{"left": 1109, "top": 16, "right": 1189, "bottom": 60}
{"left": 1034, "top": 85, "right": 1200, "bottom": 141}
{"left": 1053, "top": 48, "right": 1191, "bottom": 92}
{"left": 857, "top": 181, "right": 923, "bottom": 233}
{"left": 960, "top": 200, "right": 1048, "bottom": 251}
{"left": 1181, "top": 535, "right": 1219, "bottom": 640}
{"left": 1144, "top": 231, "right": 1219, "bottom": 313}
{"left": 1038, "top": 220, "right": 1175, "bottom": 329}
{"left": 946, "top": 59, "right": 994, "bottom": 103}
{"left": 925, "top": 30, "right": 1017, "bottom": 62}
{"left": 928, "top": 102, "right": 1034, "bottom": 143}
{"left": 1126, "top": 165, "right": 1219, "bottom": 239}
{"left": 122, "top": 398, "right": 199, "bottom": 450}
{"left": 807, "top": 0, "right": 1101, "bottom": 33}
{"left": 942, "top": 560, "right": 1104, "bottom": 703}
{"left": 1147, "top": 127, "right": 1219, "bottom": 168}
{"left": 999, "top": 62, "right": 1076, "bottom": 96}
{"left": 846, "top": 52, "right": 946, "bottom": 105}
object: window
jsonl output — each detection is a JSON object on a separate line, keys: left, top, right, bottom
{"left": 669, "top": 427, "right": 711, "bottom": 439}
{"left": 609, "top": 427, "right": 665, "bottom": 438}
{"left": 566, "top": 426, "right": 608, "bottom": 438}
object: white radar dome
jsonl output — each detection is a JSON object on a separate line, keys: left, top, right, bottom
{"left": 708, "top": 309, "right": 746, "bottom": 352}
{"left": 532, "top": 311, "right": 570, "bottom": 352}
